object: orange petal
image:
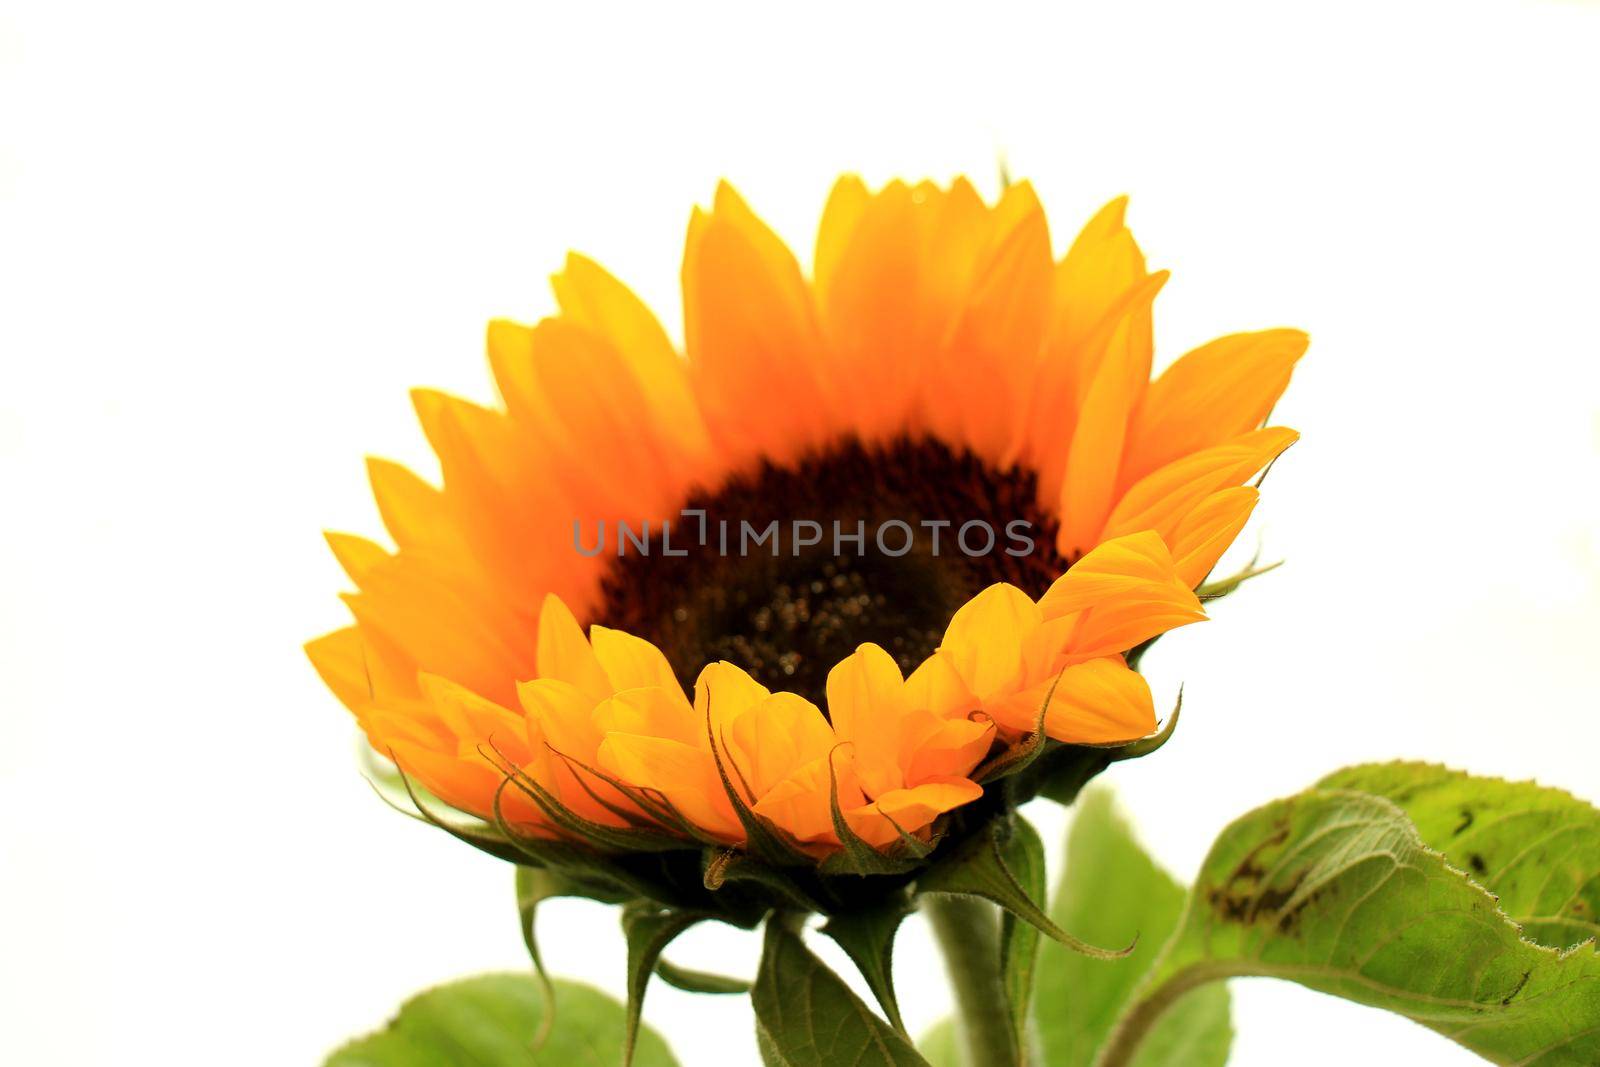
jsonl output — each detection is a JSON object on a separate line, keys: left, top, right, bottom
{"left": 551, "top": 252, "right": 713, "bottom": 467}
{"left": 694, "top": 660, "right": 773, "bottom": 737}
{"left": 589, "top": 625, "right": 682, "bottom": 694}
{"left": 813, "top": 175, "right": 871, "bottom": 306}
{"left": 1053, "top": 272, "right": 1168, "bottom": 557}
{"left": 813, "top": 180, "right": 924, "bottom": 439}
{"left": 418, "top": 672, "right": 531, "bottom": 764}
{"left": 938, "top": 583, "right": 1042, "bottom": 704}
{"left": 536, "top": 593, "right": 610, "bottom": 701}
{"left": 516, "top": 676, "right": 633, "bottom": 827}
{"left": 1169, "top": 486, "right": 1260, "bottom": 588}
{"left": 597, "top": 732, "right": 740, "bottom": 840}
{"left": 1042, "top": 657, "right": 1157, "bottom": 744}
{"left": 383, "top": 736, "right": 507, "bottom": 822}
{"left": 903, "top": 715, "right": 995, "bottom": 784}
{"left": 1122, "top": 329, "right": 1307, "bottom": 487}
{"left": 305, "top": 627, "right": 377, "bottom": 713}
{"left": 825, "top": 643, "right": 911, "bottom": 798}
{"left": 1024, "top": 197, "right": 1152, "bottom": 502}
{"left": 324, "top": 532, "right": 389, "bottom": 585}
{"left": 846, "top": 777, "right": 982, "bottom": 847}
{"left": 905, "top": 652, "right": 977, "bottom": 722}
{"left": 753, "top": 749, "right": 868, "bottom": 848}
{"left": 684, "top": 184, "right": 831, "bottom": 464}
{"left": 592, "top": 685, "right": 701, "bottom": 749}
{"left": 725, "top": 692, "right": 835, "bottom": 799}
{"left": 342, "top": 557, "right": 528, "bottom": 706}
{"left": 927, "top": 182, "right": 1053, "bottom": 461}
{"left": 1038, "top": 532, "right": 1206, "bottom": 662}
{"left": 365, "top": 457, "right": 448, "bottom": 551}
{"left": 1039, "top": 531, "right": 1191, "bottom": 618}
{"left": 1102, "top": 427, "right": 1299, "bottom": 547}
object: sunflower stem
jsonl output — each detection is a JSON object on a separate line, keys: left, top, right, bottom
{"left": 924, "top": 894, "right": 1021, "bottom": 1067}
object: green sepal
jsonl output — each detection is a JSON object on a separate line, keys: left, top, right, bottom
{"left": 703, "top": 848, "right": 833, "bottom": 913}
{"left": 1194, "top": 557, "right": 1281, "bottom": 601}
{"left": 916, "top": 816, "right": 1132, "bottom": 961}
{"left": 383, "top": 760, "right": 531, "bottom": 865}
{"left": 621, "top": 902, "right": 710, "bottom": 1067}
{"left": 653, "top": 956, "right": 751, "bottom": 994}
{"left": 972, "top": 668, "right": 1061, "bottom": 785}
{"left": 486, "top": 744, "right": 707, "bottom": 854}
{"left": 996, "top": 817, "right": 1046, "bottom": 1052}
{"left": 513, "top": 865, "right": 563, "bottom": 1052}
{"left": 820, "top": 746, "right": 932, "bottom": 876}
{"left": 751, "top": 914, "right": 931, "bottom": 1066}
{"left": 489, "top": 779, "right": 700, "bottom": 908}
{"left": 819, "top": 889, "right": 915, "bottom": 1036}
{"left": 1015, "top": 694, "right": 1182, "bottom": 809}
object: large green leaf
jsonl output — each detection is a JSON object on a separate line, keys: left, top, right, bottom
{"left": 1318, "top": 762, "right": 1600, "bottom": 949}
{"left": 326, "top": 974, "right": 680, "bottom": 1066}
{"left": 1034, "top": 790, "right": 1231, "bottom": 1067}
{"left": 1096, "top": 789, "right": 1600, "bottom": 1067}
{"left": 751, "top": 917, "right": 930, "bottom": 1066}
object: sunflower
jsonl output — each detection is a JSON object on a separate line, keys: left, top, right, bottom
{"left": 307, "top": 176, "right": 1302, "bottom": 862}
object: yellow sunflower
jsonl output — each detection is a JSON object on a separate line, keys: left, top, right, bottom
{"left": 307, "top": 176, "right": 1302, "bottom": 858}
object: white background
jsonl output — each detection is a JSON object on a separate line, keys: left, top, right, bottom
{"left": 3, "top": 1, "right": 1598, "bottom": 1064}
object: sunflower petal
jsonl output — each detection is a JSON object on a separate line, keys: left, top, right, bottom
{"left": 1169, "top": 485, "right": 1261, "bottom": 588}
{"left": 1122, "top": 328, "right": 1307, "bottom": 486}
{"left": 684, "top": 185, "right": 830, "bottom": 464}
{"left": 597, "top": 732, "right": 740, "bottom": 840}
{"left": 590, "top": 625, "right": 682, "bottom": 694}
{"left": 1043, "top": 657, "right": 1156, "bottom": 744}
{"left": 1102, "top": 426, "right": 1299, "bottom": 547}
{"left": 826, "top": 643, "right": 911, "bottom": 798}
{"left": 550, "top": 252, "right": 712, "bottom": 464}
{"left": 1054, "top": 272, "right": 1168, "bottom": 557}
{"left": 938, "top": 583, "right": 1042, "bottom": 703}
{"left": 536, "top": 593, "right": 610, "bottom": 700}
{"left": 846, "top": 777, "right": 982, "bottom": 846}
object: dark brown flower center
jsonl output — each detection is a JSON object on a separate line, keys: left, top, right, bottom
{"left": 597, "top": 437, "right": 1069, "bottom": 706}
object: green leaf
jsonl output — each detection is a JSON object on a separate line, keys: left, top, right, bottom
{"left": 751, "top": 916, "right": 931, "bottom": 1066}
{"left": 326, "top": 974, "right": 680, "bottom": 1066}
{"left": 1096, "top": 788, "right": 1600, "bottom": 1067}
{"left": 1317, "top": 761, "right": 1600, "bottom": 949}
{"left": 917, "top": 817, "right": 1131, "bottom": 962}
{"left": 1035, "top": 790, "right": 1231, "bottom": 1067}
{"left": 820, "top": 891, "right": 914, "bottom": 1036}
{"left": 917, "top": 1018, "right": 964, "bottom": 1067}
{"left": 621, "top": 902, "right": 708, "bottom": 1067}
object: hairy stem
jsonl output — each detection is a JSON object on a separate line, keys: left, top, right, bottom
{"left": 924, "top": 894, "right": 1021, "bottom": 1067}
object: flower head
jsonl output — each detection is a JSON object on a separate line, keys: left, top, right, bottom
{"left": 308, "top": 177, "right": 1302, "bottom": 883}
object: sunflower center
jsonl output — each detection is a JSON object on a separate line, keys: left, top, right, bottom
{"left": 596, "top": 437, "right": 1068, "bottom": 706}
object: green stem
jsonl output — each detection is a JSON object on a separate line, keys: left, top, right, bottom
{"left": 924, "top": 894, "right": 1021, "bottom": 1067}
{"left": 1091, "top": 964, "right": 1236, "bottom": 1067}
